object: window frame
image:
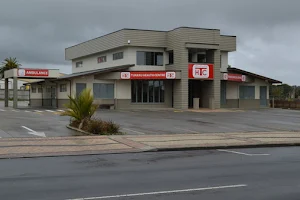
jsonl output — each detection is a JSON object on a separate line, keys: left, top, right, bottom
{"left": 38, "top": 87, "right": 42, "bottom": 93}
{"left": 131, "top": 80, "right": 165, "bottom": 103}
{"left": 113, "top": 52, "right": 123, "bottom": 60}
{"left": 32, "top": 86, "right": 37, "bottom": 93}
{"left": 93, "top": 83, "right": 115, "bottom": 99}
{"left": 239, "top": 85, "right": 255, "bottom": 100}
{"left": 76, "top": 61, "right": 83, "bottom": 68}
{"left": 168, "top": 51, "right": 174, "bottom": 65}
{"left": 136, "top": 51, "right": 164, "bottom": 66}
{"left": 97, "top": 56, "right": 107, "bottom": 63}
{"left": 60, "top": 84, "right": 67, "bottom": 92}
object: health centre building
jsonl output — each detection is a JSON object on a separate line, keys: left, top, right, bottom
{"left": 28, "top": 27, "right": 281, "bottom": 109}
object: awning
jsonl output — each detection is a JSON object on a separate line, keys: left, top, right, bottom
{"left": 58, "top": 64, "right": 135, "bottom": 80}
{"left": 227, "top": 67, "right": 282, "bottom": 84}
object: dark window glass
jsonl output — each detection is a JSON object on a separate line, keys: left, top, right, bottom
{"left": 142, "top": 81, "right": 148, "bottom": 103}
{"left": 38, "top": 87, "right": 42, "bottom": 93}
{"left": 188, "top": 53, "right": 193, "bottom": 62}
{"left": 131, "top": 81, "right": 136, "bottom": 103}
{"left": 32, "top": 87, "right": 36, "bottom": 93}
{"left": 60, "top": 84, "right": 67, "bottom": 92}
{"left": 154, "top": 81, "right": 160, "bottom": 102}
{"left": 113, "top": 52, "right": 123, "bottom": 60}
{"left": 93, "top": 83, "right": 114, "bottom": 99}
{"left": 136, "top": 51, "right": 163, "bottom": 66}
{"left": 76, "top": 61, "right": 83, "bottom": 68}
{"left": 239, "top": 86, "right": 255, "bottom": 99}
{"left": 160, "top": 81, "right": 164, "bottom": 103}
{"left": 197, "top": 54, "right": 206, "bottom": 63}
{"left": 168, "top": 51, "right": 174, "bottom": 64}
{"left": 137, "top": 81, "right": 142, "bottom": 103}
{"left": 149, "top": 81, "right": 154, "bottom": 103}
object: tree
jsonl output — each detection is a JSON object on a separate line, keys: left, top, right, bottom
{"left": 61, "top": 88, "right": 98, "bottom": 129}
{"left": 0, "top": 57, "right": 22, "bottom": 78}
{"left": 270, "top": 85, "right": 283, "bottom": 98}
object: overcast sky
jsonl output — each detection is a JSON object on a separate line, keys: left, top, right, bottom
{"left": 0, "top": 0, "right": 299, "bottom": 84}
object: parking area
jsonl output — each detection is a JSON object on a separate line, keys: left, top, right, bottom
{"left": 1, "top": 99, "right": 300, "bottom": 138}
{"left": 95, "top": 108, "right": 300, "bottom": 135}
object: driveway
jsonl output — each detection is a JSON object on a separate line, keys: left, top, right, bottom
{"left": 95, "top": 108, "right": 300, "bottom": 135}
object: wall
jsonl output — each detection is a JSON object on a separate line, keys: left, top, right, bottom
{"left": 0, "top": 89, "right": 29, "bottom": 100}
{"left": 220, "top": 52, "right": 228, "bottom": 72}
{"left": 72, "top": 47, "right": 133, "bottom": 73}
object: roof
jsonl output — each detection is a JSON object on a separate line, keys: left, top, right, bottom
{"left": 58, "top": 64, "right": 134, "bottom": 80}
{"left": 228, "top": 67, "right": 282, "bottom": 84}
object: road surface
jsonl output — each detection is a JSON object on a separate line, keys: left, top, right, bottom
{"left": 0, "top": 147, "right": 300, "bottom": 199}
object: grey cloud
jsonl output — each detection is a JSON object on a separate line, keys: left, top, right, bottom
{"left": 0, "top": 0, "right": 299, "bottom": 83}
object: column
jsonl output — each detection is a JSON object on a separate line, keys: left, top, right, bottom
{"left": 13, "top": 77, "right": 18, "bottom": 109}
{"left": 4, "top": 78, "right": 9, "bottom": 107}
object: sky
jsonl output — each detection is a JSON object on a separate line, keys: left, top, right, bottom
{"left": 0, "top": 0, "right": 299, "bottom": 84}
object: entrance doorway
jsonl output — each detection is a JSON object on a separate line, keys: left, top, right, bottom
{"left": 51, "top": 86, "right": 57, "bottom": 108}
{"left": 188, "top": 80, "right": 212, "bottom": 108}
{"left": 260, "top": 86, "right": 267, "bottom": 107}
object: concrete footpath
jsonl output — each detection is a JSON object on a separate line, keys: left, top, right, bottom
{"left": 0, "top": 131, "right": 300, "bottom": 158}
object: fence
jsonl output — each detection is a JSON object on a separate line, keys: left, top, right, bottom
{"left": 0, "top": 89, "right": 29, "bottom": 100}
{"left": 270, "top": 99, "right": 300, "bottom": 109}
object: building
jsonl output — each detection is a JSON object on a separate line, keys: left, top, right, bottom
{"left": 28, "top": 27, "right": 281, "bottom": 109}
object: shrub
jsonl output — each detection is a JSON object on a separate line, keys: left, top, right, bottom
{"left": 84, "top": 118, "right": 120, "bottom": 135}
{"left": 61, "top": 88, "right": 98, "bottom": 129}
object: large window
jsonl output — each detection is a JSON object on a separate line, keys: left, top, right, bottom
{"left": 131, "top": 80, "right": 164, "bottom": 103}
{"left": 93, "top": 83, "right": 114, "bottom": 99}
{"left": 136, "top": 51, "right": 163, "bottom": 66}
{"left": 38, "top": 87, "right": 42, "bottom": 93}
{"left": 113, "top": 52, "right": 123, "bottom": 60}
{"left": 32, "top": 86, "right": 36, "bottom": 93}
{"left": 239, "top": 86, "right": 255, "bottom": 99}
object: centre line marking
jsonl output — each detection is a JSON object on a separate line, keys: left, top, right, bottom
{"left": 217, "top": 149, "right": 270, "bottom": 156}
{"left": 122, "top": 128, "right": 145, "bottom": 135}
{"left": 66, "top": 184, "right": 247, "bottom": 200}
{"left": 34, "top": 110, "right": 43, "bottom": 113}
{"left": 46, "top": 110, "right": 55, "bottom": 112}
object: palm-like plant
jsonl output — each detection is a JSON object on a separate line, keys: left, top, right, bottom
{"left": 0, "top": 57, "right": 22, "bottom": 78}
{"left": 61, "top": 88, "right": 98, "bottom": 129}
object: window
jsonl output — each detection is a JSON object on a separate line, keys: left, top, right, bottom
{"left": 60, "top": 84, "right": 67, "bottom": 92}
{"left": 93, "top": 83, "right": 114, "bottom": 99}
{"left": 136, "top": 52, "right": 164, "bottom": 66}
{"left": 113, "top": 52, "right": 123, "bottom": 60}
{"left": 32, "top": 86, "right": 36, "bottom": 93}
{"left": 239, "top": 86, "right": 255, "bottom": 99}
{"left": 168, "top": 51, "right": 174, "bottom": 64}
{"left": 46, "top": 87, "right": 51, "bottom": 93}
{"left": 97, "top": 56, "right": 107, "bottom": 63}
{"left": 131, "top": 80, "right": 164, "bottom": 103}
{"left": 76, "top": 61, "right": 83, "bottom": 68}
{"left": 38, "top": 87, "right": 42, "bottom": 93}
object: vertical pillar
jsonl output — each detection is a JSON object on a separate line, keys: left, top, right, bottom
{"left": 4, "top": 78, "right": 9, "bottom": 107}
{"left": 13, "top": 77, "right": 18, "bottom": 109}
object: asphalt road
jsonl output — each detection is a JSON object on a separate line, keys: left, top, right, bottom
{"left": 95, "top": 108, "right": 300, "bottom": 135}
{"left": 0, "top": 105, "right": 76, "bottom": 138}
{"left": 0, "top": 147, "right": 300, "bottom": 200}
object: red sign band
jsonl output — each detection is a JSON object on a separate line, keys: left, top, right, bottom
{"left": 120, "top": 71, "right": 176, "bottom": 80}
{"left": 18, "top": 69, "right": 49, "bottom": 77}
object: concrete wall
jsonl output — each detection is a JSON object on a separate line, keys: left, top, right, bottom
{"left": 220, "top": 52, "right": 228, "bottom": 72}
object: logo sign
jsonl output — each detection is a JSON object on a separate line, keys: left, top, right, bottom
{"left": 223, "top": 73, "right": 246, "bottom": 82}
{"left": 18, "top": 69, "right": 49, "bottom": 77}
{"left": 188, "top": 64, "right": 214, "bottom": 79}
{"left": 120, "top": 71, "right": 176, "bottom": 80}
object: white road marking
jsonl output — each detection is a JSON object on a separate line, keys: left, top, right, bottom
{"left": 24, "top": 110, "right": 31, "bottom": 112}
{"left": 217, "top": 149, "right": 270, "bottom": 156}
{"left": 0, "top": 109, "right": 5, "bottom": 111}
{"left": 57, "top": 109, "right": 64, "bottom": 112}
{"left": 11, "top": 110, "right": 19, "bottom": 112}
{"left": 34, "top": 110, "right": 43, "bottom": 113}
{"left": 122, "top": 128, "right": 145, "bottom": 135}
{"left": 46, "top": 110, "right": 55, "bottom": 113}
{"left": 21, "top": 126, "right": 46, "bottom": 137}
{"left": 66, "top": 184, "right": 247, "bottom": 200}
{"left": 174, "top": 127, "right": 199, "bottom": 134}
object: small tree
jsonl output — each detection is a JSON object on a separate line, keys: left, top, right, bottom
{"left": 61, "top": 88, "right": 98, "bottom": 129}
{"left": 0, "top": 57, "right": 22, "bottom": 78}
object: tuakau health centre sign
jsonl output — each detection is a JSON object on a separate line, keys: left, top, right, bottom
{"left": 17, "top": 69, "right": 49, "bottom": 77}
